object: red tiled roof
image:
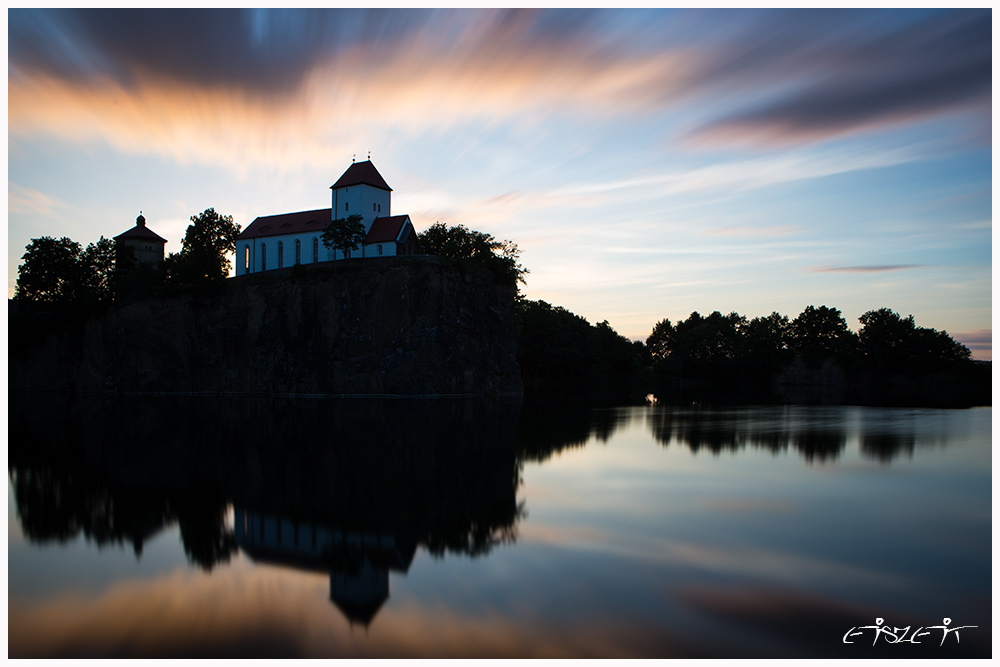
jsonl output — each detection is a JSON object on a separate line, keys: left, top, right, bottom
{"left": 114, "top": 224, "right": 167, "bottom": 244}
{"left": 236, "top": 208, "right": 332, "bottom": 240}
{"left": 330, "top": 160, "right": 392, "bottom": 192}
{"left": 365, "top": 215, "right": 410, "bottom": 244}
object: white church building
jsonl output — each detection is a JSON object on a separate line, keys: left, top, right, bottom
{"left": 235, "top": 160, "right": 421, "bottom": 276}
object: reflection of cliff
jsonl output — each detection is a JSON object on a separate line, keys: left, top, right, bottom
{"left": 9, "top": 393, "right": 522, "bottom": 584}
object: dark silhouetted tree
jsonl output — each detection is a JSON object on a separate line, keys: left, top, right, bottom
{"left": 516, "top": 300, "right": 646, "bottom": 397}
{"left": 15, "top": 235, "right": 121, "bottom": 305}
{"left": 742, "top": 311, "right": 792, "bottom": 371}
{"left": 419, "top": 222, "right": 528, "bottom": 291}
{"left": 79, "top": 236, "right": 118, "bottom": 304}
{"left": 789, "top": 305, "right": 858, "bottom": 366}
{"left": 166, "top": 208, "right": 240, "bottom": 284}
{"left": 859, "top": 307, "right": 971, "bottom": 372}
{"left": 646, "top": 318, "right": 674, "bottom": 362}
{"left": 322, "top": 213, "right": 367, "bottom": 259}
{"left": 14, "top": 236, "right": 84, "bottom": 303}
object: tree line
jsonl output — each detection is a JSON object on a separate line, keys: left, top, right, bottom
{"left": 517, "top": 301, "right": 982, "bottom": 404}
{"left": 13, "top": 208, "right": 241, "bottom": 307}
{"left": 11, "top": 215, "right": 984, "bottom": 405}
{"left": 646, "top": 305, "right": 972, "bottom": 387}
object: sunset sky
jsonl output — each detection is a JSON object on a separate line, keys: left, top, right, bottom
{"left": 8, "top": 9, "right": 992, "bottom": 358}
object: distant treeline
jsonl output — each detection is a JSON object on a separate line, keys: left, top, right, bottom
{"left": 516, "top": 301, "right": 989, "bottom": 407}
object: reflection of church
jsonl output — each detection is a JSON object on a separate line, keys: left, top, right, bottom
{"left": 234, "top": 506, "right": 416, "bottom": 627}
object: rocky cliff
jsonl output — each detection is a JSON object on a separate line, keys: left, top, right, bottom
{"left": 9, "top": 256, "right": 522, "bottom": 396}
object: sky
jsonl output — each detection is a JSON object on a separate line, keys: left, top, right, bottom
{"left": 7, "top": 9, "right": 992, "bottom": 359}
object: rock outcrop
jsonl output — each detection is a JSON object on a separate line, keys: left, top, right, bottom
{"left": 10, "top": 256, "right": 522, "bottom": 396}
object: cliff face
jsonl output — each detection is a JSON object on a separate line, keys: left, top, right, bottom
{"left": 10, "top": 256, "right": 522, "bottom": 396}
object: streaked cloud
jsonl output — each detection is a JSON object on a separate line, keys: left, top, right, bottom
{"left": 9, "top": 185, "right": 67, "bottom": 217}
{"left": 10, "top": 9, "right": 989, "bottom": 172}
{"left": 810, "top": 265, "right": 925, "bottom": 274}
{"left": 687, "top": 9, "right": 991, "bottom": 147}
{"left": 702, "top": 225, "right": 800, "bottom": 239}
{"left": 952, "top": 330, "right": 991, "bottom": 359}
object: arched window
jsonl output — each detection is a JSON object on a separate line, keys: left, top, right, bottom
{"left": 313, "top": 237, "right": 319, "bottom": 263}
{"left": 295, "top": 239, "right": 301, "bottom": 265}
{"left": 373, "top": 203, "right": 376, "bottom": 212}
{"left": 261, "top": 243, "right": 267, "bottom": 270}
{"left": 244, "top": 245, "right": 250, "bottom": 272}
{"left": 277, "top": 241, "right": 284, "bottom": 268}
{"left": 345, "top": 202, "right": 349, "bottom": 212}
{"left": 378, "top": 204, "right": 381, "bottom": 213}
{"left": 378, "top": 245, "right": 383, "bottom": 256}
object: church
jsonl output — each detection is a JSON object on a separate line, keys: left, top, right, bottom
{"left": 235, "top": 160, "right": 421, "bottom": 276}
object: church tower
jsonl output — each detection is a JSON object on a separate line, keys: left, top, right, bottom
{"left": 329, "top": 160, "right": 392, "bottom": 232}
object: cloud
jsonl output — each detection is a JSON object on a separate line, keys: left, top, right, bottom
{"left": 951, "top": 329, "right": 991, "bottom": 359}
{"left": 702, "top": 225, "right": 800, "bottom": 239}
{"left": 551, "top": 146, "right": 920, "bottom": 201}
{"left": 8, "top": 185, "right": 67, "bottom": 216}
{"left": 687, "top": 10, "right": 990, "bottom": 146}
{"left": 8, "top": 9, "right": 694, "bottom": 173}
{"left": 7, "top": 10, "right": 989, "bottom": 174}
{"left": 809, "top": 265, "right": 924, "bottom": 274}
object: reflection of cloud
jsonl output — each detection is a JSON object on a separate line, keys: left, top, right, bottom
{"left": 9, "top": 558, "right": 696, "bottom": 658}
{"left": 705, "top": 498, "right": 798, "bottom": 514}
{"left": 678, "top": 585, "right": 990, "bottom": 657}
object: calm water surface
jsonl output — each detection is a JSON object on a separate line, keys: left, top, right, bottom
{"left": 8, "top": 397, "right": 991, "bottom": 657}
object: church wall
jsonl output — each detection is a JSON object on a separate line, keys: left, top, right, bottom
{"left": 240, "top": 231, "right": 409, "bottom": 274}
{"left": 238, "top": 232, "right": 328, "bottom": 275}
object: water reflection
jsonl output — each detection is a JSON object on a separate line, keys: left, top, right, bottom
{"left": 10, "top": 464, "right": 235, "bottom": 567}
{"left": 645, "top": 405, "right": 941, "bottom": 463}
{"left": 10, "top": 394, "right": 523, "bottom": 613}
{"left": 234, "top": 506, "right": 417, "bottom": 627}
{"left": 9, "top": 395, "right": 988, "bottom": 657}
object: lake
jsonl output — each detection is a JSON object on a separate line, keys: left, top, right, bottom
{"left": 8, "top": 396, "right": 991, "bottom": 658}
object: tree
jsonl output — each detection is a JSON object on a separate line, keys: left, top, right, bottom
{"left": 742, "top": 312, "right": 792, "bottom": 369}
{"left": 859, "top": 308, "right": 971, "bottom": 371}
{"left": 858, "top": 308, "right": 916, "bottom": 370}
{"left": 167, "top": 208, "right": 241, "bottom": 284}
{"left": 321, "top": 214, "right": 367, "bottom": 259}
{"left": 15, "top": 235, "right": 133, "bottom": 306}
{"left": 14, "top": 236, "right": 84, "bottom": 303}
{"left": 789, "top": 305, "right": 858, "bottom": 366}
{"left": 78, "top": 237, "right": 118, "bottom": 304}
{"left": 646, "top": 318, "right": 674, "bottom": 362}
{"left": 418, "top": 222, "right": 528, "bottom": 291}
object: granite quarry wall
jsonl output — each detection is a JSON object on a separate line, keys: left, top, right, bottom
{"left": 10, "top": 256, "right": 522, "bottom": 396}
